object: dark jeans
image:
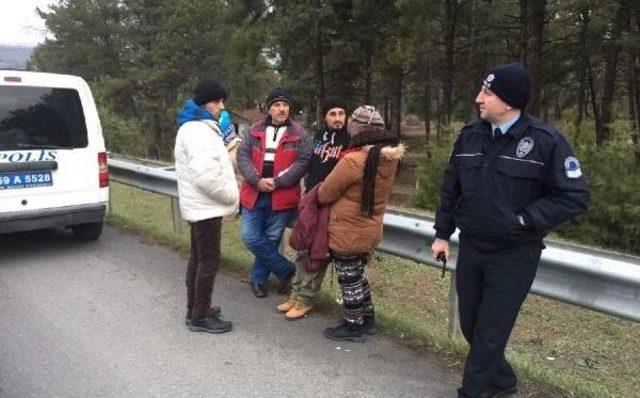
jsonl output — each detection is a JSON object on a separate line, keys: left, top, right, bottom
{"left": 456, "top": 237, "right": 541, "bottom": 398}
{"left": 186, "top": 217, "right": 222, "bottom": 319}
{"left": 241, "top": 194, "right": 295, "bottom": 285}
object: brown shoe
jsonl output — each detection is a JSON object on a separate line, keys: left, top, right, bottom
{"left": 276, "top": 299, "right": 295, "bottom": 313}
{"left": 285, "top": 303, "right": 314, "bottom": 320}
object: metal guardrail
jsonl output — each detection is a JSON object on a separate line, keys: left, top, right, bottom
{"left": 108, "top": 157, "right": 178, "bottom": 198}
{"left": 108, "top": 155, "right": 640, "bottom": 324}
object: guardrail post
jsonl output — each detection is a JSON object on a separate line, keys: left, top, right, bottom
{"left": 171, "top": 198, "right": 183, "bottom": 234}
{"left": 448, "top": 271, "right": 461, "bottom": 339}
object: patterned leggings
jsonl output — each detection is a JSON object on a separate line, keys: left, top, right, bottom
{"left": 332, "top": 252, "right": 374, "bottom": 325}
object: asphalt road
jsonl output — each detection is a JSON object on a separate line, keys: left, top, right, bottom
{"left": 0, "top": 226, "right": 459, "bottom": 397}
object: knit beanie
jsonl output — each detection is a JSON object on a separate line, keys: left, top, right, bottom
{"left": 481, "top": 63, "right": 531, "bottom": 110}
{"left": 322, "top": 95, "right": 347, "bottom": 117}
{"left": 347, "top": 105, "right": 397, "bottom": 148}
{"left": 266, "top": 87, "right": 292, "bottom": 109}
{"left": 193, "top": 79, "right": 227, "bottom": 106}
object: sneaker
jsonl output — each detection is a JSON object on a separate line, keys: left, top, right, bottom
{"left": 185, "top": 306, "right": 221, "bottom": 326}
{"left": 276, "top": 299, "right": 295, "bottom": 313}
{"left": 188, "top": 315, "right": 232, "bottom": 334}
{"left": 285, "top": 303, "right": 313, "bottom": 320}
{"left": 363, "top": 314, "right": 379, "bottom": 335}
{"left": 324, "top": 321, "right": 367, "bottom": 342}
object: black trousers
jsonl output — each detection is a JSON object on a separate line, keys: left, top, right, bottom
{"left": 186, "top": 217, "right": 222, "bottom": 319}
{"left": 456, "top": 237, "right": 541, "bottom": 398}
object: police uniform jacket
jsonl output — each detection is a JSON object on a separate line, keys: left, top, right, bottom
{"left": 434, "top": 114, "right": 590, "bottom": 252}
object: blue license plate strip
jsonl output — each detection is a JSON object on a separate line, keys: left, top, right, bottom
{"left": 0, "top": 171, "right": 53, "bottom": 190}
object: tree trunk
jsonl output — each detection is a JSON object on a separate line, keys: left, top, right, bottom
{"left": 575, "top": 8, "right": 589, "bottom": 128}
{"left": 599, "top": 48, "right": 620, "bottom": 145}
{"left": 576, "top": 65, "right": 586, "bottom": 128}
{"left": 629, "top": 61, "right": 640, "bottom": 166}
{"left": 598, "top": 3, "right": 628, "bottom": 145}
{"left": 436, "top": 88, "right": 443, "bottom": 146}
{"left": 442, "top": 0, "right": 457, "bottom": 126}
{"left": 424, "top": 57, "right": 432, "bottom": 156}
{"left": 631, "top": 8, "right": 640, "bottom": 165}
{"left": 391, "top": 66, "right": 403, "bottom": 138}
{"left": 146, "top": 111, "right": 161, "bottom": 160}
{"left": 384, "top": 99, "right": 390, "bottom": 127}
{"left": 520, "top": 0, "right": 546, "bottom": 116}
{"left": 315, "top": 10, "right": 325, "bottom": 126}
{"left": 586, "top": 53, "right": 603, "bottom": 143}
{"left": 364, "top": 49, "right": 372, "bottom": 104}
{"left": 584, "top": 89, "right": 591, "bottom": 118}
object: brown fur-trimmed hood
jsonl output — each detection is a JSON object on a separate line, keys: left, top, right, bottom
{"left": 362, "top": 143, "right": 406, "bottom": 161}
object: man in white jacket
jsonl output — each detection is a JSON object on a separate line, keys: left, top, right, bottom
{"left": 174, "top": 79, "right": 239, "bottom": 333}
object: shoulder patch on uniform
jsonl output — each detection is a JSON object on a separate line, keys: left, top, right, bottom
{"left": 564, "top": 156, "right": 582, "bottom": 179}
{"left": 516, "top": 137, "right": 534, "bottom": 158}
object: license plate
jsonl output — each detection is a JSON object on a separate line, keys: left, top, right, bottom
{"left": 0, "top": 171, "right": 53, "bottom": 190}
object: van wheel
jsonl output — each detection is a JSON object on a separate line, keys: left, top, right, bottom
{"left": 72, "top": 221, "right": 103, "bottom": 241}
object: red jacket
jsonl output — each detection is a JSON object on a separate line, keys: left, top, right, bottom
{"left": 289, "top": 184, "right": 331, "bottom": 272}
{"left": 237, "top": 118, "right": 312, "bottom": 211}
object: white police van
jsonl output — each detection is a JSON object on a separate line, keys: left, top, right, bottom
{"left": 0, "top": 70, "right": 108, "bottom": 240}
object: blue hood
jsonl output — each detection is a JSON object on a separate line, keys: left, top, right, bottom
{"left": 176, "top": 99, "right": 215, "bottom": 127}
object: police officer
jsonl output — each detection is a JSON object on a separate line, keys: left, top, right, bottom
{"left": 431, "top": 63, "right": 590, "bottom": 398}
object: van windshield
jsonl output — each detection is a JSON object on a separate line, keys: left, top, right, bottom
{"left": 0, "top": 86, "right": 88, "bottom": 150}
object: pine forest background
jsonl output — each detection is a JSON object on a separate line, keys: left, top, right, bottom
{"left": 29, "top": 0, "right": 640, "bottom": 253}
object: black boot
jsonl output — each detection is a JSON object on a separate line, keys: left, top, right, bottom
{"left": 185, "top": 306, "right": 221, "bottom": 326}
{"left": 188, "top": 315, "right": 232, "bottom": 334}
{"left": 324, "top": 321, "right": 367, "bottom": 342}
{"left": 251, "top": 281, "right": 268, "bottom": 298}
{"left": 488, "top": 386, "right": 518, "bottom": 398}
{"left": 363, "top": 314, "right": 379, "bottom": 335}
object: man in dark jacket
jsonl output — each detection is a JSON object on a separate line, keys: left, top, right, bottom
{"left": 237, "top": 88, "right": 312, "bottom": 298}
{"left": 431, "top": 63, "right": 590, "bottom": 398}
{"left": 276, "top": 96, "right": 350, "bottom": 320}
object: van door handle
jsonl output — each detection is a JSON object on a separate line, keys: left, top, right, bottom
{"left": 0, "top": 161, "right": 59, "bottom": 173}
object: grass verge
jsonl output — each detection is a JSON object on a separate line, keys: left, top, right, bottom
{"left": 109, "top": 182, "right": 640, "bottom": 398}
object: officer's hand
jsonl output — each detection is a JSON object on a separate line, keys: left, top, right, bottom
{"left": 431, "top": 238, "right": 450, "bottom": 262}
{"left": 258, "top": 178, "right": 275, "bottom": 192}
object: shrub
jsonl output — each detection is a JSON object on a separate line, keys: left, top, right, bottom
{"left": 98, "top": 107, "right": 147, "bottom": 158}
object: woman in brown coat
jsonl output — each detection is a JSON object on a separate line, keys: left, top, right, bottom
{"left": 318, "top": 105, "right": 405, "bottom": 342}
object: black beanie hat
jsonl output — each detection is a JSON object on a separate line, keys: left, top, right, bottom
{"left": 193, "top": 79, "right": 227, "bottom": 106}
{"left": 266, "top": 87, "right": 292, "bottom": 109}
{"left": 322, "top": 95, "right": 347, "bottom": 117}
{"left": 481, "top": 63, "right": 531, "bottom": 110}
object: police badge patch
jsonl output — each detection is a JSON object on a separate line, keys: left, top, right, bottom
{"left": 482, "top": 73, "right": 495, "bottom": 89}
{"left": 564, "top": 156, "right": 582, "bottom": 178}
{"left": 516, "top": 137, "right": 534, "bottom": 158}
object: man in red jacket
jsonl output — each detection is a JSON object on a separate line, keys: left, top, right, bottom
{"left": 237, "top": 88, "right": 312, "bottom": 298}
